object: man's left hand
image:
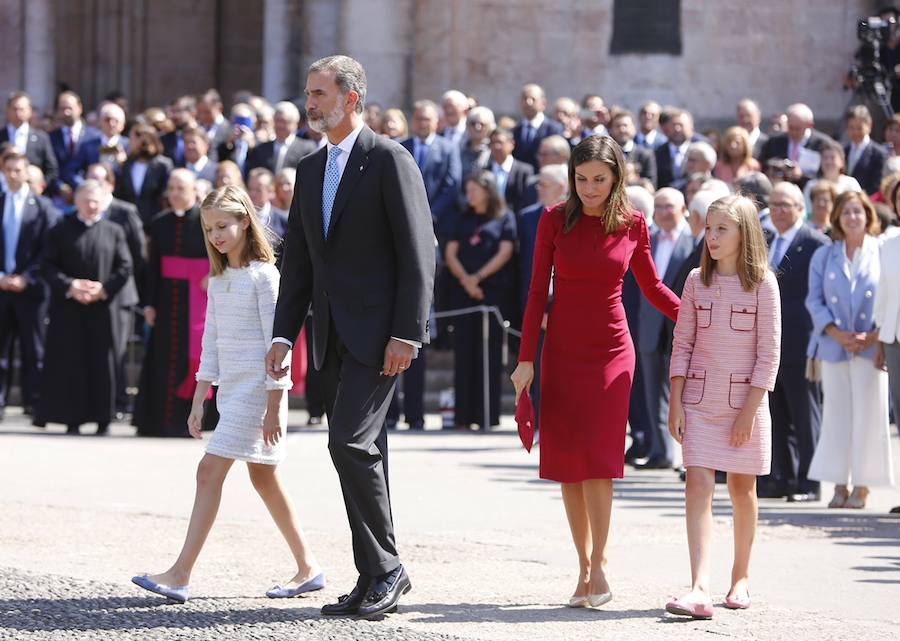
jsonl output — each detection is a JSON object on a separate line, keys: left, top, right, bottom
{"left": 382, "top": 339, "right": 414, "bottom": 377}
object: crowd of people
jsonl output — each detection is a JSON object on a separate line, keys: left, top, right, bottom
{"left": 1, "top": 77, "right": 899, "bottom": 511}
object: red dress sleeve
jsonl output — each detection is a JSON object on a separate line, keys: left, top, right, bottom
{"left": 519, "top": 206, "right": 559, "bottom": 360}
{"left": 628, "top": 215, "right": 681, "bottom": 321}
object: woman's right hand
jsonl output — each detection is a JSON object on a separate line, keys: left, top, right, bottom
{"left": 510, "top": 362, "right": 534, "bottom": 404}
{"left": 875, "top": 341, "right": 888, "bottom": 371}
{"left": 187, "top": 404, "right": 204, "bottom": 439}
{"left": 668, "top": 400, "right": 686, "bottom": 444}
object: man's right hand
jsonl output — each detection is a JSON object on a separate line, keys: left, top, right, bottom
{"left": 266, "top": 342, "right": 291, "bottom": 379}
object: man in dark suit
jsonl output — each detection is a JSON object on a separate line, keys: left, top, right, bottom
{"left": 760, "top": 103, "right": 834, "bottom": 188}
{"left": 1, "top": 92, "right": 59, "bottom": 195}
{"left": 845, "top": 104, "right": 889, "bottom": 195}
{"left": 762, "top": 182, "right": 828, "bottom": 502}
{"left": 655, "top": 109, "right": 707, "bottom": 188}
{"left": 635, "top": 188, "right": 694, "bottom": 469}
{"left": 160, "top": 95, "right": 198, "bottom": 168}
{"left": 737, "top": 98, "right": 769, "bottom": 161}
{"left": 50, "top": 91, "right": 97, "bottom": 196}
{"left": 181, "top": 125, "right": 218, "bottom": 183}
{"left": 196, "top": 89, "right": 229, "bottom": 162}
{"left": 266, "top": 56, "right": 434, "bottom": 619}
{"left": 512, "top": 83, "right": 565, "bottom": 171}
{"left": 0, "top": 152, "right": 60, "bottom": 418}
{"left": 65, "top": 102, "right": 128, "bottom": 188}
{"left": 488, "top": 128, "right": 535, "bottom": 215}
{"left": 87, "top": 162, "right": 145, "bottom": 414}
{"left": 609, "top": 110, "right": 658, "bottom": 187}
{"left": 216, "top": 103, "right": 257, "bottom": 177}
{"left": 248, "top": 101, "right": 316, "bottom": 175}
{"left": 394, "top": 99, "right": 460, "bottom": 430}
{"left": 636, "top": 101, "right": 666, "bottom": 149}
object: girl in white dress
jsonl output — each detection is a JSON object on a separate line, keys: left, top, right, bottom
{"left": 132, "top": 185, "right": 324, "bottom": 603}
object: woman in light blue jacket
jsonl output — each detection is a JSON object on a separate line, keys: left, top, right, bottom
{"left": 805, "top": 191, "right": 894, "bottom": 509}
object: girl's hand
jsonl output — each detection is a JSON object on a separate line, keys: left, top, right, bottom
{"left": 730, "top": 411, "right": 754, "bottom": 448}
{"left": 875, "top": 341, "right": 887, "bottom": 371}
{"left": 510, "top": 362, "right": 534, "bottom": 404}
{"left": 187, "top": 404, "right": 204, "bottom": 439}
{"left": 668, "top": 400, "right": 686, "bottom": 444}
{"left": 263, "top": 408, "right": 283, "bottom": 447}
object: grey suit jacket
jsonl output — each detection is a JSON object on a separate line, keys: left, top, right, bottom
{"left": 273, "top": 126, "right": 436, "bottom": 369}
{"left": 638, "top": 228, "right": 694, "bottom": 353}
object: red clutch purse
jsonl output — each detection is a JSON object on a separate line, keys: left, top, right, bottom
{"left": 515, "top": 389, "right": 536, "bottom": 452}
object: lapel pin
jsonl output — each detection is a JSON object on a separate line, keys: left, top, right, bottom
{"left": 359, "top": 165, "right": 363, "bottom": 171}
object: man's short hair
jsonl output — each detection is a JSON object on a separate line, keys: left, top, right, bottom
{"left": 56, "top": 90, "right": 82, "bottom": 109}
{"left": 441, "top": 90, "right": 468, "bottom": 108}
{"left": 99, "top": 102, "right": 126, "bottom": 123}
{"left": 626, "top": 185, "right": 655, "bottom": 221}
{"left": 76, "top": 178, "right": 105, "bottom": 197}
{"left": 308, "top": 55, "right": 368, "bottom": 115}
{"left": 2, "top": 151, "right": 27, "bottom": 166}
{"left": 846, "top": 104, "right": 873, "bottom": 126}
{"left": 412, "top": 99, "right": 440, "bottom": 117}
{"left": 687, "top": 141, "right": 717, "bottom": 167}
{"left": 490, "top": 127, "right": 514, "bottom": 143}
{"left": 172, "top": 94, "right": 197, "bottom": 112}
{"left": 6, "top": 91, "right": 31, "bottom": 108}
{"left": 539, "top": 163, "right": 568, "bottom": 187}
{"left": 786, "top": 103, "right": 815, "bottom": 125}
{"left": 772, "top": 180, "right": 805, "bottom": 208}
{"left": 87, "top": 162, "right": 116, "bottom": 185}
{"left": 248, "top": 167, "right": 275, "bottom": 185}
{"left": 274, "top": 100, "right": 301, "bottom": 123}
{"left": 200, "top": 89, "right": 223, "bottom": 106}
{"left": 540, "top": 135, "right": 571, "bottom": 160}
{"left": 609, "top": 110, "right": 634, "bottom": 125}
{"left": 689, "top": 190, "right": 721, "bottom": 222}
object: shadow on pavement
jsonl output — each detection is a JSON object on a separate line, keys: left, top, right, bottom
{"left": 0, "top": 595, "right": 320, "bottom": 632}
{"left": 404, "top": 601, "right": 662, "bottom": 623}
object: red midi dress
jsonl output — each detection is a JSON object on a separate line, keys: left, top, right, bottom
{"left": 519, "top": 206, "right": 681, "bottom": 482}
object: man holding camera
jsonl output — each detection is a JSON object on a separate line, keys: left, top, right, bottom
{"left": 761, "top": 104, "right": 835, "bottom": 188}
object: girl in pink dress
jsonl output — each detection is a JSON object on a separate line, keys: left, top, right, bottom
{"left": 666, "top": 195, "right": 781, "bottom": 619}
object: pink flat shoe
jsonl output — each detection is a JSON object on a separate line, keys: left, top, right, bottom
{"left": 724, "top": 592, "right": 751, "bottom": 609}
{"left": 665, "top": 597, "right": 714, "bottom": 620}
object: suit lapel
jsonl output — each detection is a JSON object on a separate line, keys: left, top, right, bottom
{"left": 15, "top": 195, "right": 38, "bottom": 267}
{"left": 779, "top": 225, "right": 808, "bottom": 270}
{"left": 308, "top": 147, "right": 327, "bottom": 244}
{"left": 326, "top": 126, "right": 374, "bottom": 239}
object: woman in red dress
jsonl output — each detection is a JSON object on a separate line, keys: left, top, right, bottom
{"left": 512, "top": 136, "right": 680, "bottom": 608}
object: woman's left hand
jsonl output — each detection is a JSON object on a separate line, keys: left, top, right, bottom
{"left": 730, "top": 411, "right": 754, "bottom": 448}
{"left": 262, "top": 408, "right": 283, "bottom": 447}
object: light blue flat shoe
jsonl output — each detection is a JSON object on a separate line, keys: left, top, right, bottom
{"left": 131, "top": 574, "right": 191, "bottom": 603}
{"left": 266, "top": 572, "right": 326, "bottom": 598}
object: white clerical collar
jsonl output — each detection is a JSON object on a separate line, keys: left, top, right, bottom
{"left": 326, "top": 121, "right": 365, "bottom": 157}
{"left": 78, "top": 214, "right": 102, "bottom": 227}
{"left": 174, "top": 209, "right": 187, "bottom": 218}
{"left": 621, "top": 139, "right": 635, "bottom": 153}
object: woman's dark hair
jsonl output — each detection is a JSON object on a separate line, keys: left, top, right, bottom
{"left": 464, "top": 169, "right": 506, "bottom": 220}
{"left": 128, "top": 123, "right": 163, "bottom": 159}
{"left": 564, "top": 135, "right": 632, "bottom": 233}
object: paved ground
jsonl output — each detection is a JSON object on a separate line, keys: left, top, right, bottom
{"left": 1, "top": 409, "right": 899, "bottom": 641}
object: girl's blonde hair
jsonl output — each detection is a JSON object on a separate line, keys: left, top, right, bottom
{"left": 200, "top": 185, "right": 276, "bottom": 276}
{"left": 700, "top": 194, "right": 769, "bottom": 292}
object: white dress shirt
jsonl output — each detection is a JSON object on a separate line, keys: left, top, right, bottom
{"left": 7, "top": 124, "right": 29, "bottom": 153}
{"left": 653, "top": 218, "right": 689, "bottom": 278}
{"left": 490, "top": 155, "right": 514, "bottom": 195}
{"left": 2, "top": 184, "right": 29, "bottom": 275}
{"left": 274, "top": 134, "right": 296, "bottom": 173}
{"left": 274, "top": 121, "right": 422, "bottom": 351}
{"left": 847, "top": 136, "right": 871, "bottom": 175}
{"left": 130, "top": 161, "right": 149, "bottom": 195}
{"left": 188, "top": 156, "right": 209, "bottom": 176}
{"left": 443, "top": 119, "right": 466, "bottom": 146}
{"left": 770, "top": 216, "right": 805, "bottom": 267}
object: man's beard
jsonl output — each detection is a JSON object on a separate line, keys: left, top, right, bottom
{"left": 307, "top": 101, "right": 346, "bottom": 133}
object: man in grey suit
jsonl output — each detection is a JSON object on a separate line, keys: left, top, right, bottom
{"left": 247, "top": 101, "right": 317, "bottom": 174}
{"left": 266, "top": 56, "right": 435, "bottom": 619}
{"left": 635, "top": 188, "right": 694, "bottom": 469}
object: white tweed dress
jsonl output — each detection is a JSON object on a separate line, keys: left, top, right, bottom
{"left": 195, "top": 261, "right": 292, "bottom": 464}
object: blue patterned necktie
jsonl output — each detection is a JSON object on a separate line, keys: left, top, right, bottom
{"left": 770, "top": 236, "right": 787, "bottom": 268}
{"left": 322, "top": 145, "right": 342, "bottom": 238}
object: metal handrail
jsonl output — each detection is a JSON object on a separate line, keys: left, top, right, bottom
{"left": 432, "top": 304, "right": 521, "bottom": 431}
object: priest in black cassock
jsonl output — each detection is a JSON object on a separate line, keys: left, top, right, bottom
{"left": 132, "top": 169, "right": 212, "bottom": 436}
{"left": 87, "top": 163, "right": 146, "bottom": 416}
{"left": 34, "top": 180, "right": 132, "bottom": 434}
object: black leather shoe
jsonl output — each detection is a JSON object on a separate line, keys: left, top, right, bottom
{"left": 633, "top": 456, "right": 673, "bottom": 470}
{"left": 321, "top": 575, "right": 370, "bottom": 616}
{"left": 408, "top": 420, "right": 425, "bottom": 431}
{"left": 356, "top": 565, "right": 411, "bottom": 620}
{"left": 756, "top": 484, "right": 788, "bottom": 499}
{"left": 307, "top": 415, "right": 323, "bottom": 427}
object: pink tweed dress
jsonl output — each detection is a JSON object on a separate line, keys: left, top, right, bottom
{"left": 670, "top": 269, "right": 781, "bottom": 475}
